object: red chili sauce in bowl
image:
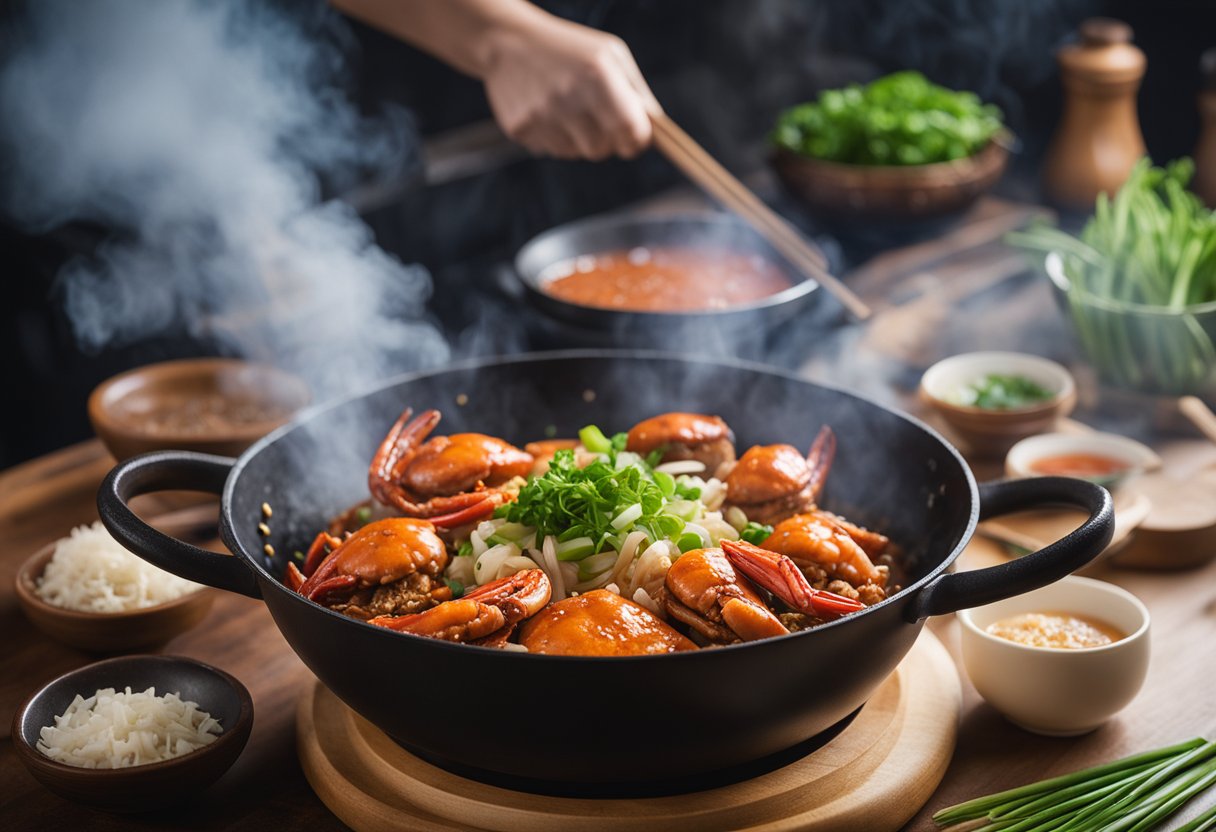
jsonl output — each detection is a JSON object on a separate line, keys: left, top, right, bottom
{"left": 1028, "top": 453, "right": 1129, "bottom": 478}
{"left": 539, "top": 246, "right": 793, "bottom": 313}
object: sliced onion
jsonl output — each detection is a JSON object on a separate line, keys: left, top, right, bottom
{"left": 655, "top": 460, "right": 706, "bottom": 475}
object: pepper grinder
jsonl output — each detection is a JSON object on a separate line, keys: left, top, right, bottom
{"left": 1042, "top": 18, "right": 1147, "bottom": 210}
{"left": 1195, "top": 48, "right": 1216, "bottom": 209}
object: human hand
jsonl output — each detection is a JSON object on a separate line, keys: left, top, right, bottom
{"left": 480, "top": 15, "right": 658, "bottom": 160}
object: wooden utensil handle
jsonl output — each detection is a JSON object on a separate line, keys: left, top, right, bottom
{"left": 1180, "top": 396, "right": 1216, "bottom": 445}
{"left": 649, "top": 111, "right": 872, "bottom": 321}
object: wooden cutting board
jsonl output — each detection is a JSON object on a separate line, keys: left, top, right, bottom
{"left": 296, "top": 630, "right": 960, "bottom": 832}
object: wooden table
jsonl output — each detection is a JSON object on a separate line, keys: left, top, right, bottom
{"left": 3, "top": 196, "right": 1216, "bottom": 830}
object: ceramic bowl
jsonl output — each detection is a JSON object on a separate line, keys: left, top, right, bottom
{"left": 12, "top": 655, "right": 253, "bottom": 811}
{"left": 920, "top": 351, "right": 1077, "bottom": 456}
{"left": 15, "top": 543, "right": 214, "bottom": 653}
{"left": 1006, "top": 431, "right": 1162, "bottom": 491}
{"left": 88, "top": 358, "right": 310, "bottom": 462}
{"left": 958, "top": 575, "right": 1150, "bottom": 735}
{"left": 771, "top": 139, "right": 1009, "bottom": 223}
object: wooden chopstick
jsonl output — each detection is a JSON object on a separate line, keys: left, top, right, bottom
{"left": 649, "top": 111, "right": 872, "bottom": 321}
{"left": 1180, "top": 396, "right": 1216, "bottom": 445}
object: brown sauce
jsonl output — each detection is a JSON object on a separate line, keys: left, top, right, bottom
{"left": 986, "top": 611, "right": 1124, "bottom": 649}
{"left": 115, "top": 391, "right": 294, "bottom": 436}
{"left": 540, "top": 246, "right": 793, "bottom": 312}
{"left": 1028, "top": 453, "right": 1128, "bottom": 478}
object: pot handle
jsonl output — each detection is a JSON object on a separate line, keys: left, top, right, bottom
{"left": 904, "top": 476, "right": 1113, "bottom": 621}
{"left": 97, "top": 451, "right": 261, "bottom": 599}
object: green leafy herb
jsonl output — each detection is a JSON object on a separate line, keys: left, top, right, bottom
{"left": 956, "top": 373, "right": 1054, "bottom": 410}
{"left": 772, "top": 71, "right": 1003, "bottom": 166}
{"left": 1007, "top": 158, "right": 1216, "bottom": 394}
{"left": 741, "top": 521, "right": 774, "bottom": 545}
{"left": 496, "top": 427, "right": 708, "bottom": 559}
{"left": 443, "top": 578, "right": 465, "bottom": 598}
{"left": 456, "top": 541, "right": 474, "bottom": 558}
{"left": 934, "top": 738, "right": 1216, "bottom": 832}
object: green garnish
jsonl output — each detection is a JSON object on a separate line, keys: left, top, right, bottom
{"left": 956, "top": 373, "right": 1054, "bottom": 411}
{"left": 934, "top": 738, "right": 1216, "bottom": 831}
{"left": 456, "top": 541, "right": 474, "bottom": 558}
{"left": 496, "top": 426, "right": 705, "bottom": 560}
{"left": 1007, "top": 158, "right": 1216, "bottom": 394}
{"left": 443, "top": 578, "right": 464, "bottom": 598}
{"left": 741, "top": 521, "right": 774, "bottom": 545}
{"left": 354, "top": 505, "right": 373, "bottom": 524}
{"left": 292, "top": 550, "right": 305, "bottom": 562}
{"left": 772, "top": 71, "right": 1003, "bottom": 166}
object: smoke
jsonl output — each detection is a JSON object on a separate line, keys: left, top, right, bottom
{"left": 0, "top": 0, "right": 449, "bottom": 398}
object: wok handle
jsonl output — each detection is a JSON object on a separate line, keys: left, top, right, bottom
{"left": 98, "top": 451, "right": 261, "bottom": 599}
{"left": 905, "top": 476, "right": 1113, "bottom": 621}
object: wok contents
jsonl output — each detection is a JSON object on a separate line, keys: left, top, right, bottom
{"left": 538, "top": 246, "right": 792, "bottom": 312}
{"left": 113, "top": 389, "right": 295, "bottom": 436}
{"left": 771, "top": 71, "right": 1004, "bottom": 166}
{"left": 282, "top": 409, "right": 901, "bottom": 654}
{"left": 934, "top": 737, "right": 1216, "bottom": 831}
{"left": 35, "top": 522, "right": 202, "bottom": 613}
{"left": 985, "top": 611, "right": 1124, "bottom": 650}
{"left": 1027, "top": 453, "right": 1129, "bottom": 479}
{"left": 37, "top": 687, "right": 222, "bottom": 768}
{"left": 954, "top": 373, "right": 1055, "bottom": 411}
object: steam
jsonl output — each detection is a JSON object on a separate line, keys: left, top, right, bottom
{"left": 0, "top": 0, "right": 449, "bottom": 397}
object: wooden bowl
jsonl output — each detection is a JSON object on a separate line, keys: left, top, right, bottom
{"left": 920, "top": 351, "right": 1077, "bottom": 458}
{"left": 12, "top": 655, "right": 253, "bottom": 811}
{"left": 15, "top": 543, "right": 215, "bottom": 653}
{"left": 88, "top": 358, "right": 310, "bottom": 462}
{"left": 772, "top": 139, "right": 1009, "bottom": 222}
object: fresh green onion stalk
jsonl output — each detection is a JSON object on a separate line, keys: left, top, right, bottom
{"left": 1007, "top": 158, "right": 1216, "bottom": 395}
{"left": 934, "top": 738, "right": 1216, "bottom": 832}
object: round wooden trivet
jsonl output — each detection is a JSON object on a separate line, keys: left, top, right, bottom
{"left": 297, "top": 630, "right": 960, "bottom": 832}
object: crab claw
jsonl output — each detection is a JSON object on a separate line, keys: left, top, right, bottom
{"left": 424, "top": 495, "right": 502, "bottom": 529}
{"left": 721, "top": 539, "right": 865, "bottom": 620}
{"left": 371, "top": 569, "right": 552, "bottom": 644}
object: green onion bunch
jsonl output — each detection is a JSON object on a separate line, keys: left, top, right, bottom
{"left": 771, "top": 70, "right": 1004, "bottom": 166}
{"left": 934, "top": 737, "right": 1216, "bottom": 832}
{"left": 1007, "top": 158, "right": 1216, "bottom": 394}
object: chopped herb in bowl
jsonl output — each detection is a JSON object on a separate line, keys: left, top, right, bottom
{"left": 771, "top": 71, "right": 1004, "bottom": 167}
{"left": 955, "top": 374, "right": 1056, "bottom": 411}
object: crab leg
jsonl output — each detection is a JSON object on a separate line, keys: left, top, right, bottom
{"left": 805, "top": 425, "right": 836, "bottom": 505}
{"left": 370, "top": 569, "right": 552, "bottom": 643}
{"left": 302, "top": 531, "right": 344, "bottom": 577}
{"left": 368, "top": 408, "right": 442, "bottom": 512}
{"left": 721, "top": 539, "right": 865, "bottom": 619}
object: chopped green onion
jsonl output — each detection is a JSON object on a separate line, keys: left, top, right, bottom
{"left": 579, "top": 425, "right": 612, "bottom": 454}
{"left": 354, "top": 505, "right": 372, "bottom": 523}
{"left": 611, "top": 503, "right": 643, "bottom": 530}
{"left": 443, "top": 578, "right": 464, "bottom": 598}
{"left": 741, "top": 521, "right": 773, "bottom": 545}
{"left": 677, "top": 532, "right": 703, "bottom": 553}
{"left": 556, "top": 536, "right": 595, "bottom": 561}
{"left": 456, "top": 541, "right": 474, "bottom": 558}
{"left": 653, "top": 470, "right": 676, "bottom": 497}
{"left": 292, "top": 550, "right": 305, "bottom": 562}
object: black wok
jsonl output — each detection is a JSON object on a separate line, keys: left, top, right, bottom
{"left": 98, "top": 351, "right": 1112, "bottom": 792}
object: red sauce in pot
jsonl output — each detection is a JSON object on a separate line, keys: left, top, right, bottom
{"left": 1028, "top": 453, "right": 1128, "bottom": 478}
{"left": 539, "top": 246, "right": 792, "bottom": 312}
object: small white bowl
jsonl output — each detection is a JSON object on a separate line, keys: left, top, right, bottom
{"left": 920, "top": 352, "right": 1076, "bottom": 456}
{"left": 958, "top": 575, "right": 1150, "bottom": 736}
{"left": 1006, "top": 432, "right": 1162, "bottom": 491}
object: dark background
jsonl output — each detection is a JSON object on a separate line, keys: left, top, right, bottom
{"left": 2, "top": 0, "right": 1215, "bottom": 469}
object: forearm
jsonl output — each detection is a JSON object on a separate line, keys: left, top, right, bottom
{"left": 330, "top": 0, "right": 551, "bottom": 79}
